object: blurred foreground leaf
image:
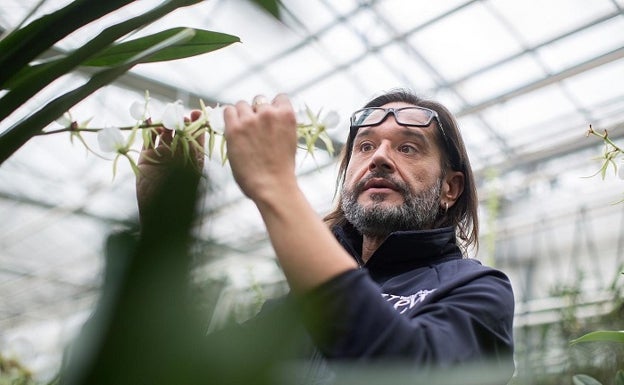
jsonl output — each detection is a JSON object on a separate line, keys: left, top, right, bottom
{"left": 573, "top": 374, "right": 604, "bottom": 385}
{"left": 60, "top": 160, "right": 304, "bottom": 385}
{"left": 570, "top": 330, "right": 624, "bottom": 345}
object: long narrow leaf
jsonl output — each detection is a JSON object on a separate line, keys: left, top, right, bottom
{"left": 0, "top": 29, "right": 196, "bottom": 165}
{"left": 3, "top": 28, "right": 238, "bottom": 90}
{"left": 615, "top": 370, "right": 624, "bottom": 385}
{"left": 572, "top": 374, "right": 603, "bottom": 385}
{"left": 570, "top": 330, "right": 624, "bottom": 345}
{"left": 0, "top": 0, "right": 134, "bottom": 87}
{"left": 83, "top": 28, "right": 240, "bottom": 66}
{"left": 251, "top": 0, "right": 281, "bottom": 18}
{"left": 0, "top": 0, "right": 205, "bottom": 122}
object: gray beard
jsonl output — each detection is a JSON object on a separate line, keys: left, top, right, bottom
{"left": 341, "top": 172, "right": 442, "bottom": 238}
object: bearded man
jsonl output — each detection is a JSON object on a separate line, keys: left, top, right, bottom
{"left": 223, "top": 89, "right": 515, "bottom": 378}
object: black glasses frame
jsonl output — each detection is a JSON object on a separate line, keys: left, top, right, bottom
{"left": 350, "top": 106, "right": 437, "bottom": 128}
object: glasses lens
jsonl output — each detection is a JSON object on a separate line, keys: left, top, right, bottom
{"left": 352, "top": 108, "right": 387, "bottom": 127}
{"left": 396, "top": 107, "right": 434, "bottom": 126}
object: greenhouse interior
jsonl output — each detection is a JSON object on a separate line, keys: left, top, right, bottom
{"left": 1, "top": 0, "right": 623, "bottom": 384}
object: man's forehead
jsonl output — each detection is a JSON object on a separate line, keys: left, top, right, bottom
{"left": 354, "top": 123, "right": 433, "bottom": 141}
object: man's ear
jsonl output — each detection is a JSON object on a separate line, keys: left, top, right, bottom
{"left": 442, "top": 171, "right": 464, "bottom": 207}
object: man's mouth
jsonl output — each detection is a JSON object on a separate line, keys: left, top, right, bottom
{"left": 362, "top": 178, "right": 399, "bottom": 192}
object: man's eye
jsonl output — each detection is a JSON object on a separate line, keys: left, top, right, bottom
{"left": 359, "top": 142, "right": 374, "bottom": 152}
{"left": 399, "top": 144, "right": 417, "bottom": 154}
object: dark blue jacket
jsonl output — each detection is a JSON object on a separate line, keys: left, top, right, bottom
{"left": 299, "top": 225, "right": 515, "bottom": 369}
{"left": 241, "top": 225, "right": 515, "bottom": 384}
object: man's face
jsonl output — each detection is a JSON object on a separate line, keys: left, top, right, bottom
{"left": 341, "top": 102, "right": 446, "bottom": 237}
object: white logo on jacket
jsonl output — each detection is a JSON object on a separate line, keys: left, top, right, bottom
{"left": 381, "top": 289, "right": 437, "bottom": 314}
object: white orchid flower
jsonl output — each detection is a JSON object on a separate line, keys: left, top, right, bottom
{"left": 55, "top": 112, "right": 73, "bottom": 127}
{"left": 97, "top": 126, "right": 140, "bottom": 178}
{"left": 161, "top": 100, "right": 186, "bottom": 131}
{"left": 296, "top": 107, "right": 312, "bottom": 126}
{"left": 206, "top": 104, "right": 226, "bottom": 132}
{"left": 130, "top": 90, "right": 151, "bottom": 121}
{"left": 320, "top": 110, "right": 340, "bottom": 130}
{"left": 97, "top": 127, "right": 126, "bottom": 153}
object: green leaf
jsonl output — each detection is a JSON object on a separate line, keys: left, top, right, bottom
{"left": 82, "top": 28, "right": 240, "bottom": 66}
{"left": 570, "top": 330, "right": 624, "bottom": 345}
{"left": 1, "top": 0, "right": 205, "bottom": 121}
{"left": 0, "top": 28, "right": 195, "bottom": 164}
{"left": 0, "top": 0, "right": 134, "bottom": 87}
{"left": 573, "top": 374, "right": 603, "bottom": 385}
{"left": 2, "top": 58, "right": 59, "bottom": 91}
{"left": 250, "top": 0, "right": 281, "bottom": 19}
{"left": 615, "top": 370, "right": 624, "bottom": 385}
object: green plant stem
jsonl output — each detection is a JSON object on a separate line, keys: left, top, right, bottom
{"left": 36, "top": 124, "right": 169, "bottom": 136}
{"left": 588, "top": 128, "right": 624, "bottom": 154}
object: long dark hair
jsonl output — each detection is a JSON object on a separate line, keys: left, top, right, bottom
{"left": 323, "top": 88, "right": 479, "bottom": 252}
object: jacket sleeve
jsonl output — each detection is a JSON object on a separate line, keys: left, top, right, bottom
{"left": 298, "top": 268, "right": 514, "bottom": 369}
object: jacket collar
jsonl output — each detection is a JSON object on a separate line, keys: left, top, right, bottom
{"left": 333, "top": 223, "right": 462, "bottom": 278}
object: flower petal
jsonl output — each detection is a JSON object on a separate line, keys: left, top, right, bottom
{"left": 129, "top": 101, "right": 145, "bottom": 121}
{"left": 161, "top": 101, "right": 186, "bottom": 130}
{"left": 296, "top": 107, "right": 311, "bottom": 125}
{"left": 55, "top": 112, "right": 73, "bottom": 127}
{"left": 321, "top": 110, "right": 340, "bottom": 129}
{"left": 208, "top": 105, "right": 226, "bottom": 132}
{"left": 98, "top": 127, "right": 125, "bottom": 153}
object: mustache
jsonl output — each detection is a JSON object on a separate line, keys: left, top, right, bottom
{"left": 353, "top": 170, "right": 411, "bottom": 197}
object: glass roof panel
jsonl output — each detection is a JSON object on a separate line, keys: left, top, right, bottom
{"left": 455, "top": 115, "right": 503, "bottom": 169}
{"left": 343, "top": 6, "right": 395, "bottom": 47}
{"left": 195, "top": 0, "right": 304, "bottom": 62}
{"left": 480, "top": 84, "right": 578, "bottom": 136}
{"left": 491, "top": 0, "right": 617, "bottom": 45}
{"left": 535, "top": 16, "right": 624, "bottom": 73}
{"left": 506, "top": 108, "right": 588, "bottom": 154}
{"left": 457, "top": 54, "right": 546, "bottom": 103}
{"left": 316, "top": 23, "right": 368, "bottom": 63}
{"left": 347, "top": 53, "right": 412, "bottom": 92}
{"left": 377, "top": 43, "right": 439, "bottom": 92}
{"left": 563, "top": 58, "right": 624, "bottom": 121}
{"left": 279, "top": 1, "right": 338, "bottom": 32}
{"left": 408, "top": 2, "right": 523, "bottom": 81}
{"left": 377, "top": 0, "right": 471, "bottom": 30}
{"left": 588, "top": 96, "right": 624, "bottom": 129}
{"left": 312, "top": 0, "right": 359, "bottom": 15}
{"left": 264, "top": 46, "right": 337, "bottom": 90}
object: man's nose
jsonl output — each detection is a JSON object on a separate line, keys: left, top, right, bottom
{"left": 369, "top": 142, "right": 395, "bottom": 172}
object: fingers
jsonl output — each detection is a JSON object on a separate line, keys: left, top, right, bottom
{"left": 252, "top": 95, "right": 270, "bottom": 112}
{"left": 159, "top": 127, "right": 173, "bottom": 145}
{"left": 190, "top": 109, "right": 202, "bottom": 122}
{"left": 272, "top": 93, "right": 292, "bottom": 109}
{"left": 226, "top": 93, "right": 291, "bottom": 119}
{"left": 223, "top": 93, "right": 295, "bottom": 141}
